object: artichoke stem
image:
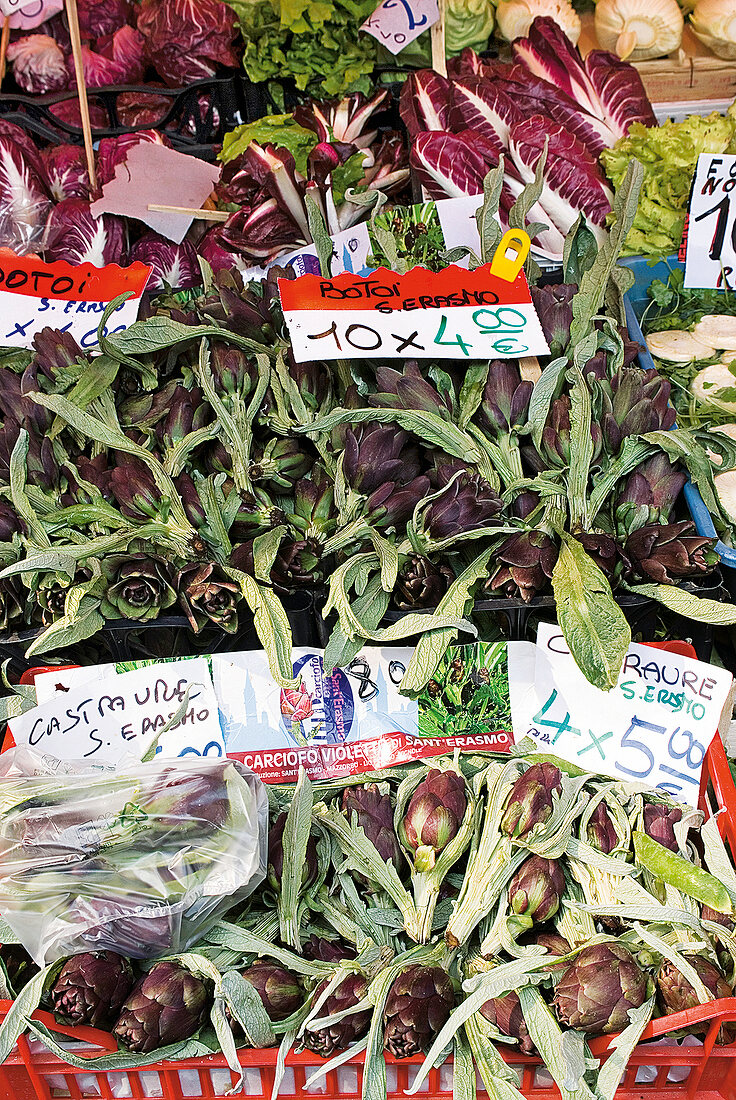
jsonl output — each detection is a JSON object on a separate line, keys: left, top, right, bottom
{"left": 407, "top": 872, "right": 440, "bottom": 944}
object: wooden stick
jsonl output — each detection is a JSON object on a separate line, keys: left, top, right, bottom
{"left": 147, "top": 204, "right": 229, "bottom": 222}
{"left": 65, "top": 0, "right": 98, "bottom": 195}
{"left": 0, "top": 17, "right": 11, "bottom": 86}
{"left": 430, "top": 0, "right": 446, "bottom": 77}
{"left": 519, "top": 355, "right": 541, "bottom": 384}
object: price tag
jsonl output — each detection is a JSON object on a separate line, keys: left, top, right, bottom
{"left": 278, "top": 260, "right": 550, "bottom": 364}
{"left": 0, "top": 249, "right": 150, "bottom": 350}
{"left": 361, "top": 0, "right": 439, "bottom": 55}
{"left": 9, "top": 659, "right": 225, "bottom": 764}
{"left": 684, "top": 152, "right": 736, "bottom": 290}
{"left": 509, "top": 623, "right": 733, "bottom": 802}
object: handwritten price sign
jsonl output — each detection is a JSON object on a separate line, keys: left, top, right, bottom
{"left": 509, "top": 624, "right": 733, "bottom": 801}
{"left": 0, "top": 249, "right": 150, "bottom": 350}
{"left": 10, "top": 659, "right": 224, "bottom": 765}
{"left": 361, "top": 0, "right": 439, "bottom": 54}
{"left": 684, "top": 152, "right": 736, "bottom": 290}
{"left": 279, "top": 264, "right": 550, "bottom": 364}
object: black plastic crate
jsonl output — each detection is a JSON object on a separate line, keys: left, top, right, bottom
{"left": 0, "top": 590, "right": 320, "bottom": 683}
{"left": 0, "top": 73, "right": 264, "bottom": 156}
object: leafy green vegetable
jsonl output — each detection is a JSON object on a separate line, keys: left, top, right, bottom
{"left": 224, "top": 0, "right": 379, "bottom": 97}
{"left": 601, "top": 112, "right": 736, "bottom": 257}
{"left": 220, "top": 115, "right": 317, "bottom": 169}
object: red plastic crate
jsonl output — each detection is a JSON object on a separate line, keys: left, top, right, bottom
{"left": 2, "top": 646, "right": 736, "bottom": 1098}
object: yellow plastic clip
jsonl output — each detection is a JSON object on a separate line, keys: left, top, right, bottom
{"left": 489, "top": 229, "right": 531, "bottom": 282}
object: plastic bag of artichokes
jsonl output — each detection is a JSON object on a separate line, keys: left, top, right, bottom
{"left": 0, "top": 748, "right": 268, "bottom": 965}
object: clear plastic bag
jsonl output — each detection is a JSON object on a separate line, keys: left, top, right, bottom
{"left": 0, "top": 748, "right": 268, "bottom": 965}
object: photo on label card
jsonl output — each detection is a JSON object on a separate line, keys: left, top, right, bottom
{"left": 368, "top": 201, "right": 447, "bottom": 272}
{"left": 417, "top": 640, "right": 511, "bottom": 738}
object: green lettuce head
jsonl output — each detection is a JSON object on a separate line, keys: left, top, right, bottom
{"left": 445, "top": 0, "right": 494, "bottom": 54}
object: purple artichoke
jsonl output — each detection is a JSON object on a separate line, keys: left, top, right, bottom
{"left": 302, "top": 936, "right": 357, "bottom": 963}
{"left": 177, "top": 562, "right": 240, "bottom": 633}
{"left": 480, "top": 990, "right": 534, "bottom": 1053}
{"left": 383, "top": 965, "right": 455, "bottom": 1058}
{"left": 643, "top": 803, "right": 682, "bottom": 852}
{"left": 399, "top": 769, "right": 467, "bottom": 869}
{"left": 343, "top": 424, "right": 421, "bottom": 496}
{"left": 395, "top": 555, "right": 454, "bottom": 610}
{"left": 51, "top": 952, "right": 134, "bottom": 1028}
{"left": 623, "top": 522, "right": 717, "bottom": 585}
{"left": 657, "top": 954, "right": 731, "bottom": 1017}
{"left": 240, "top": 960, "right": 303, "bottom": 1022}
{"left": 508, "top": 855, "right": 566, "bottom": 923}
{"left": 587, "top": 803, "right": 618, "bottom": 854}
{"left": 476, "top": 360, "right": 533, "bottom": 438}
{"left": 553, "top": 942, "right": 650, "bottom": 1035}
{"left": 304, "top": 973, "right": 371, "bottom": 1057}
{"left": 113, "top": 962, "right": 209, "bottom": 1053}
{"left": 342, "top": 784, "right": 401, "bottom": 868}
{"left": 486, "top": 530, "right": 558, "bottom": 602}
{"left": 501, "top": 763, "right": 562, "bottom": 839}
{"left": 424, "top": 464, "right": 503, "bottom": 540}
{"left": 616, "top": 454, "right": 686, "bottom": 535}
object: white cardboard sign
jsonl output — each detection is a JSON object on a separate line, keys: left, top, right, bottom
{"left": 684, "top": 152, "right": 736, "bottom": 290}
{"left": 10, "top": 659, "right": 225, "bottom": 764}
{"left": 361, "top": 0, "right": 439, "bottom": 55}
{"left": 509, "top": 623, "right": 733, "bottom": 802}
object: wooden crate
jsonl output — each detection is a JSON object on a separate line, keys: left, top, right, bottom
{"left": 579, "top": 13, "right": 736, "bottom": 104}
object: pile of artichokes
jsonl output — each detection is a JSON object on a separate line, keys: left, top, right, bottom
{"left": 3, "top": 751, "right": 736, "bottom": 1099}
{"left": 0, "top": 164, "right": 734, "bottom": 698}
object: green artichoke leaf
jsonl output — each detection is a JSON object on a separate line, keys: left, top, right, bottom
{"left": 551, "top": 533, "right": 631, "bottom": 691}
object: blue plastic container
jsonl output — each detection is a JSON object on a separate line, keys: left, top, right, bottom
{"left": 622, "top": 255, "right": 736, "bottom": 584}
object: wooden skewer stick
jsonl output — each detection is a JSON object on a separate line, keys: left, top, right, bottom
{"left": 519, "top": 356, "right": 541, "bottom": 384}
{"left": 147, "top": 204, "right": 230, "bottom": 222}
{"left": 65, "top": 0, "right": 98, "bottom": 195}
{"left": 0, "top": 17, "right": 11, "bottom": 85}
{"left": 430, "top": 0, "right": 446, "bottom": 77}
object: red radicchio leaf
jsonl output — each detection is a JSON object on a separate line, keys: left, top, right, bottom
{"left": 136, "top": 0, "right": 238, "bottom": 87}
{"left": 43, "top": 197, "right": 127, "bottom": 266}
{"left": 78, "top": 0, "right": 132, "bottom": 37}
{"left": 41, "top": 145, "right": 91, "bottom": 201}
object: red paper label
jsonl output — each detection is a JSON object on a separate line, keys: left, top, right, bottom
{"left": 278, "top": 263, "right": 534, "bottom": 313}
{"left": 0, "top": 249, "right": 151, "bottom": 302}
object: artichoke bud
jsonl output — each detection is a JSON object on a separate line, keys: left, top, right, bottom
{"left": 240, "top": 960, "right": 303, "bottom": 1023}
{"left": 395, "top": 555, "right": 454, "bottom": 610}
{"left": 399, "top": 769, "right": 467, "bottom": 866}
{"left": 304, "top": 973, "right": 371, "bottom": 1057}
{"left": 657, "top": 954, "right": 732, "bottom": 1016}
{"left": 383, "top": 965, "right": 454, "bottom": 1058}
{"left": 342, "top": 783, "right": 401, "bottom": 869}
{"left": 113, "top": 962, "right": 209, "bottom": 1053}
{"left": 250, "top": 438, "right": 314, "bottom": 494}
{"left": 476, "top": 359, "right": 533, "bottom": 438}
{"left": 623, "top": 522, "right": 717, "bottom": 585}
{"left": 51, "top": 951, "right": 134, "bottom": 1029}
{"left": 553, "top": 942, "right": 649, "bottom": 1035}
{"left": 500, "top": 763, "right": 562, "bottom": 839}
{"left": 480, "top": 990, "right": 535, "bottom": 1054}
{"left": 643, "top": 802, "right": 682, "bottom": 852}
{"left": 508, "top": 855, "right": 565, "bottom": 923}
{"left": 586, "top": 802, "right": 618, "bottom": 854}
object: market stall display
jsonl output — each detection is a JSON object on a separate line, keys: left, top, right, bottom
{"left": 2, "top": 3, "right": 736, "bottom": 1099}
